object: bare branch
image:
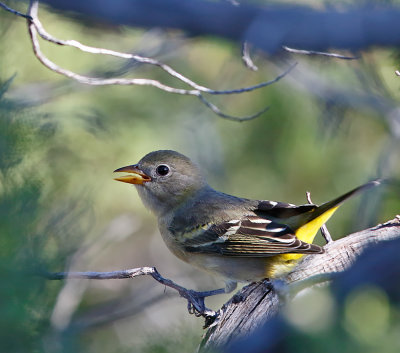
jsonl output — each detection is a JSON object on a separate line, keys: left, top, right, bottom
{"left": 22, "top": 0, "right": 296, "bottom": 121}
{"left": 31, "top": 9, "right": 296, "bottom": 96}
{"left": 30, "top": 9, "right": 212, "bottom": 93}
{"left": 40, "top": 266, "right": 221, "bottom": 320}
{"left": 26, "top": 2, "right": 199, "bottom": 95}
{"left": 283, "top": 46, "right": 358, "bottom": 60}
{"left": 306, "top": 191, "right": 333, "bottom": 243}
{"left": 0, "top": 1, "right": 32, "bottom": 19}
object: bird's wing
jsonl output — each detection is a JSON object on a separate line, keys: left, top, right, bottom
{"left": 173, "top": 181, "right": 381, "bottom": 257}
{"left": 255, "top": 200, "right": 317, "bottom": 220}
{"left": 180, "top": 210, "right": 323, "bottom": 257}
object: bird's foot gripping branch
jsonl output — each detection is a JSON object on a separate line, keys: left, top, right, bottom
{"left": 40, "top": 266, "right": 222, "bottom": 325}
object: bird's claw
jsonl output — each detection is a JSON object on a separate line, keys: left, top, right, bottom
{"left": 184, "top": 290, "right": 219, "bottom": 324}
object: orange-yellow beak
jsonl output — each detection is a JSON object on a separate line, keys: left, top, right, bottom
{"left": 113, "top": 164, "right": 151, "bottom": 185}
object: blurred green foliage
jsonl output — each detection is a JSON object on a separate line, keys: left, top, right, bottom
{"left": 0, "top": 76, "right": 57, "bottom": 351}
{"left": 284, "top": 284, "right": 400, "bottom": 353}
{"left": 0, "top": 2, "right": 399, "bottom": 353}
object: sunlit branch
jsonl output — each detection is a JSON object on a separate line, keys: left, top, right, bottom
{"left": 30, "top": 4, "right": 295, "bottom": 96}
{"left": 17, "top": 0, "right": 295, "bottom": 120}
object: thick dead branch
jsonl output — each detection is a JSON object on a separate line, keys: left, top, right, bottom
{"left": 38, "top": 0, "right": 400, "bottom": 75}
{"left": 201, "top": 217, "right": 400, "bottom": 350}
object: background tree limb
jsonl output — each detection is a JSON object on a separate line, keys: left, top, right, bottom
{"left": 40, "top": 0, "right": 400, "bottom": 56}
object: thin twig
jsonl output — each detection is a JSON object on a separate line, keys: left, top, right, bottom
{"left": 306, "top": 191, "right": 333, "bottom": 243}
{"left": 209, "top": 62, "right": 297, "bottom": 95}
{"left": 40, "top": 266, "right": 221, "bottom": 321}
{"left": 0, "top": 1, "right": 32, "bottom": 19}
{"left": 198, "top": 94, "right": 269, "bottom": 122}
{"left": 283, "top": 46, "right": 358, "bottom": 60}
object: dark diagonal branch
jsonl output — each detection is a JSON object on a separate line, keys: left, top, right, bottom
{"left": 0, "top": 1, "right": 32, "bottom": 19}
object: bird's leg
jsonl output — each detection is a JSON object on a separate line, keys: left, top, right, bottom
{"left": 186, "top": 291, "right": 216, "bottom": 315}
{"left": 185, "top": 288, "right": 223, "bottom": 328}
{"left": 186, "top": 287, "right": 226, "bottom": 315}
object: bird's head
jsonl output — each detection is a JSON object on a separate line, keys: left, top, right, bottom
{"left": 114, "top": 150, "right": 208, "bottom": 215}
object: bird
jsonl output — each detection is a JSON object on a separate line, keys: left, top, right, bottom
{"left": 114, "top": 150, "right": 380, "bottom": 294}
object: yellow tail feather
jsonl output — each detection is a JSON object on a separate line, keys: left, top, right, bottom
{"left": 282, "top": 206, "right": 339, "bottom": 261}
{"left": 295, "top": 206, "right": 339, "bottom": 244}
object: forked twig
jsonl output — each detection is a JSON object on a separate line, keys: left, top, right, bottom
{"left": 41, "top": 266, "right": 223, "bottom": 323}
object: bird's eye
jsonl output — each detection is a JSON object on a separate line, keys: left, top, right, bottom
{"left": 156, "top": 164, "right": 170, "bottom": 176}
